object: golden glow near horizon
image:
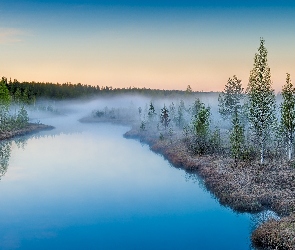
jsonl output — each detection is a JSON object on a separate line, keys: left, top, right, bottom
{"left": 0, "top": 6, "right": 294, "bottom": 92}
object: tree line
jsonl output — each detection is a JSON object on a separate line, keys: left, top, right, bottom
{"left": 133, "top": 38, "right": 294, "bottom": 165}
{"left": 0, "top": 79, "right": 29, "bottom": 133}
{"left": 3, "top": 78, "right": 208, "bottom": 101}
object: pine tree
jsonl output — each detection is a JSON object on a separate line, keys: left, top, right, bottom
{"left": 281, "top": 73, "right": 295, "bottom": 160}
{"left": 247, "top": 38, "right": 276, "bottom": 164}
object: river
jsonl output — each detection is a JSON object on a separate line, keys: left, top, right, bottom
{"left": 0, "top": 115, "right": 260, "bottom": 249}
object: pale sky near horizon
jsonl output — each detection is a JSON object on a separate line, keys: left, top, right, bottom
{"left": 0, "top": 1, "right": 294, "bottom": 92}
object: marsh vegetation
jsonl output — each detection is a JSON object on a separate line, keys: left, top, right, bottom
{"left": 1, "top": 38, "right": 294, "bottom": 249}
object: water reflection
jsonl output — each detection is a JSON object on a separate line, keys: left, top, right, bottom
{"left": 0, "top": 122, "right": 277, "bottom": 250}
{"left": 0, "top": 131, "right": 68, "bottom": 181}
{"left": 250, "top": 210, "right": 280, "bottom": 231}
{"left": 0, "top": 137, "right": 29, "bottom": 180}
{"left": 0, "top": 141, "right": 11, "bottom": 180}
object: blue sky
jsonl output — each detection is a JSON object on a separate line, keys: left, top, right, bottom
{"left": 0, "top": 0, "right": 294, "bottom": 91}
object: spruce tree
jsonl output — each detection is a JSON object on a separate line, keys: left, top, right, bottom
{"left": 281, "top": 73, "right": 295, "bottom": 160}
{"left": 148, "top": 101, "right": 156, "bottom": 122}
{"left": 186, "top": 85, "right": 192, "bottom": 94}
{"left": 0, "top": 79, "right": 10, "bottom": 106}
{"left": 247, "top": 38, "right": 276, "bottom": 164}
{"left": 218, "top": 75, "right": 244, "bottom": 120}
{"left": 192, "top": 103, "right": 211, "bottom": 154}
{"left": 190, "top": 98, "right": 202, "bottom": 117}
{"left": 160, "top": 104, "right": 170, "bottom": 130}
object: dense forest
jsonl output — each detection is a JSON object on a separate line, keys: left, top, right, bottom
{"left": 3, "top": 77, "right": 207, "bottom": 100}
{"left": 0, "top": 79, "right": 29, "bottom": 134}
{"left": 1, "top": 38, "right": 293, "bottom": 165}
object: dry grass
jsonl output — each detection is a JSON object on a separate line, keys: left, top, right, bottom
{"left": 125, "top": 127, "right": 295, "bottom": 249}
{"left": 0, "top": 123, "right": 54, "bottom": 141}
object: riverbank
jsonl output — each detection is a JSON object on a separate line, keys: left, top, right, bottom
{"left": 251, "top": 213, "right": 295, "bottom": 249}
{"left": 0, "top": 123, "right": 55, "bottom": 141}
{"left": 124, "top": 127, "right": 295, "bottom": 249}
{"left": 80, "top": 115, "right": 295, "bottom": 248}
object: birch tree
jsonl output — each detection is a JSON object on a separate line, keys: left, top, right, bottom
{"left": 281, "top": 73, "right": 295, "bottom": 160}
{"left": 247, "top": 38, "right": 276, "bottom": 164}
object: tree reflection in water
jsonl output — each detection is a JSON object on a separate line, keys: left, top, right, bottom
{"left": 0, "top": 137, "right": 28, "bottom": 180}
{"left": 0, "top": 140, "right": 12, "bottom": 180}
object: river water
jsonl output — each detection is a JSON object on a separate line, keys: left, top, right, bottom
{"left": 0, "top": 115, "right": 259, "bottom": 249}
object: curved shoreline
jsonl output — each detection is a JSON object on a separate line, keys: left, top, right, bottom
{"left": 0, "top": 123, "right": 55, "bottom": 141}
{"left": 124, "top": 128, "right": 295, "bottom": 249}
{"left": 79, "top": 116, "right": 295, "bottom": 248}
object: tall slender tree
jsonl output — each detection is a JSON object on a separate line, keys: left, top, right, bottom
{"left": 247, "top": 38, "right": 276, "bottom": 164}
{"left": 219, "top": 75, "right": 245, "bottom": 162}
{"left": 218, "top": 75, "right": 244, "bottom": 120}
{"left": 281, "top": 73, "right": 295, "bottom": 160}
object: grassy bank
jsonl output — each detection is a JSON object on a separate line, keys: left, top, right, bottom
{"left": 0, "top": 123, "right": 54, "bottom": 141}
{"left": 79, "top": 100, "right": 295, "bottom": 249}
{"left": 123, "top": 127, "right": 295, "bottom": 249}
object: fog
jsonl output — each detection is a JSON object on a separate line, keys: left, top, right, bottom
{"left": 24, "top": 92, "right": 223, "bottom": 135}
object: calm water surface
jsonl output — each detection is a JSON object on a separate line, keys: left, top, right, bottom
{"left": 0, "top": 116, "right": 256, "bottom": 249}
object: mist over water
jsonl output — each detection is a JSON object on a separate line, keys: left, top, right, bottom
{"left": 0, "top": 97, "right": 272, "bottom": 249}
